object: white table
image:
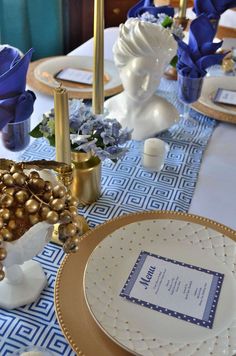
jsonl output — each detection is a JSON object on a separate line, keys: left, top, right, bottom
{"left": 1, "top": 27, "right": 236, "bottom": 231}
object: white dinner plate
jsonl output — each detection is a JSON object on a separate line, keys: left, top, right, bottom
{"left": 34, "top": 55, "right": 122, "bottom": 95}
{"left": 196, "top": 76, "right": 236, "bottom": 116}
{"left": 191, "top": 76, "right": 236, "bottom": 123}
{"left": 83, "top": 218, "right": 236, "bottom": 356}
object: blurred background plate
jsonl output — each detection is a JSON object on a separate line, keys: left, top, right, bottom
{"left": 27, "top": 56, "right": 123, "bottom": 99}
{"left": 191, "top": 76, "right": 236, "bottom": 123}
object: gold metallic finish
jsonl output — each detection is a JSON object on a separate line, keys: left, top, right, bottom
{"left": 54, "top": 85, "right": 71, "bottom": 165}
{"left": 222, "top": 57, "right": 235, "bottom": 73}
{"left": 92, "top": 0, "right": 104, "bottom": 114}
{"left": 178, "top": 0, "right": 187, "bottom": 18}
{"left": 0, "top": 158, "right": 89, "bottom": 249}
{"left": 54, "top": 211, "right": 236, "bottom": 355}
{"left": 112, "top": 7, "right": 121, "bottom": 15}
{"left": 71, "top": 151, "right": 101, "bottom": 205}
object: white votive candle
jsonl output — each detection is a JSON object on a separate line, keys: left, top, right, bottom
{"left": 142, "top": 138, "right": 168, "bottom": 172}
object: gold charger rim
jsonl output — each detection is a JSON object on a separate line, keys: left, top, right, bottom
{"left": 27, "top": 56, "right": 123, "bottom": 99}
{"left": 191, "top": 76, "right": 236, "bottom": 123}
{"left": 54, "top": 210, "right": 236, "bottom": 356}
{"left": 191, "top": 100, "right": 236, "bottom": 124}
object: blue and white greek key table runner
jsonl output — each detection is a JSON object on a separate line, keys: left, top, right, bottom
{"left": 0, "top": 85, "right": 217, "bottom": 355}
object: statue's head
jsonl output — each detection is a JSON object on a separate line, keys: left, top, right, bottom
{"left": 113, "top": 18, "right": 176, "bottom": 101}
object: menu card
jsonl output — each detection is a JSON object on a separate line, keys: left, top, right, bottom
{"left": 120, "top": 251, "right": 224, "bottom": 329}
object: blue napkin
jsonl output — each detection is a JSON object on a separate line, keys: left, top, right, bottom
{"left": 175, "top": 15, "right": 226, "bottom": 78}
{"left": 193, "top": 0, "right": 236, "bottom": 20}
{"left": 0, "top": 47, "right": 36, "bottom": 130}
{"left": 127, "top": 0, "right": 174, "bottom": 18}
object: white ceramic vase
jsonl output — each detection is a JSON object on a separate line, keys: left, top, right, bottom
{"left": 0, "top": 222, "right": 53, "bottom": 309}
{"left": 0, "top": 169, "right": 58, "bottom": 309}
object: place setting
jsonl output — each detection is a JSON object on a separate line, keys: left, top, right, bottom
{"left": 1, "top": 0, "right": 236, "bottom": 355}
{"left": 27, "top": 55, "right": 123, "bottom": 99}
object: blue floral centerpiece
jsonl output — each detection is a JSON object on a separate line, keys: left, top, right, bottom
{"left": 30, "top": 99, "right": 132, "bottom": 163}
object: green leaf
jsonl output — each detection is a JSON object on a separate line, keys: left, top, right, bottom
{"left": 170, "top": 55, "right": 178, "bottom": 68}
{"left": 47, "top": 135, "right": 55, "bottom": 147}
{"left": 29, "top": 124, "right": 42, "bottom": 138}
{"left": 161, "top": 16, "right": 173, "bottom": 28}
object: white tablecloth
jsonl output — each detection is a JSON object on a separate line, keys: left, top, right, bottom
{"left": 1, "top": 27, "right": 236, "bottom": 231}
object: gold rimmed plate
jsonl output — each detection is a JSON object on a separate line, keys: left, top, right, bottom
{"left": 27, "top": 56, "right": 123, "bottom": 99}
{"left": 191, "top": 76, "right": 236, "bottom": 123}
{"left": 54, "top": 211, "right": 236, "bottom": 356}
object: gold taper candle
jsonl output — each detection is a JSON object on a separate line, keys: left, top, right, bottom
{"left": 178, "top": 0, "right": 187, "bottom": 18}
{"left": 54, "top": 86, "right": 71, "bottom": 165}
{"left": 92, "top": 0, "right": 104, "bottom": 114}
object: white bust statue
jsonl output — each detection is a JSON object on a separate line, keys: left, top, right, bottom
{"left": 104, "top": 18, "right": 179, "bottom": 141}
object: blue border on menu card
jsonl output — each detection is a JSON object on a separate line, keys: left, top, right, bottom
{"left": 120, "top": 251, "right": 224, "bottom": 329}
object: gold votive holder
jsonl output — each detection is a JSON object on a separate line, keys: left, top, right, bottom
{"left": 71, "top": 151, "right": 101, "bottom": 205}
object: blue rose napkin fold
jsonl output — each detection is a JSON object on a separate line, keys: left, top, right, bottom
{"left": 127, "top": 0, "right": 174, "bottom": 18}
{"left": 0, "top": 47, "right": 36, "bottom": 130}
{"left": 193, "top": 0, "right": 236, "bottom": 20}
{"left": 174, "top": 15, "right": 226, "bottom": 78}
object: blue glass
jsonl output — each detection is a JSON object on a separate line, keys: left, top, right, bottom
{"left": 1, "top": 117, "right": 31, "bottom": 152}
{"left": 178, "top": 74, "right": 204, "bottom": 105}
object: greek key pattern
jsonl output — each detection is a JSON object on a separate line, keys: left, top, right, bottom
{"left": 0, "top": 90, "right": 216, "bottom": 354}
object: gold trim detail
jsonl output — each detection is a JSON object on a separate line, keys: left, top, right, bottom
{"left": 192, "top": 100, "right": 236, "bottom": 124}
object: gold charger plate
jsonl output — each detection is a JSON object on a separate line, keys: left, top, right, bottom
{"left": 191, "top": 76, "right": 236, "bottom": 124}
{"left": 27, "top": 56, "right": 123, "bottom": 99}
{"left": 54, "top": 211, "right": 236, "bottom": 356}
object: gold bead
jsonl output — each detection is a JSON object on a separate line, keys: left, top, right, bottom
{"left": 72, "top": 245, "right": 79, "bottom": 252}
{"left": 68, "top": 206, "right": 77, "bottom": 216}
{"left": 71, "top": 235, "right": 80, "bottom": 244}
{"left": 44, "top": 181, "right": 53, "bottom": 192}
{"left": 29, "top": 213, "right": 40, "bottom": 225}
{"left": 50, "top": 198, "right": 65, "bottom": 212}
{"left": 29, "top": 171, "right": 40, "bottom": 179}
{"left": 2, "top": 174, "right": 14, "bottom": 187}
{"left": 72, "top": 215, "right": 83, "bottom": 231}
{"left": 15, "top": 190, "right": 29, "bottom": 204}
{"left": 64, "top": 223, "right": 77, "bottom": 237}
{"left": 12, "top": 172, "right": 26, "bottom": 186}
{"left": 15, "top": 207, "right": 25, "bottom": 219}
{"left": 40, "top": 206, "right": 51, "bottom": 220}
{"left": 0, "top": 247, "right": 7, "bottom": 260}
{"left": 0, "top": 218, "right": 3, "bottom": 229}
{"left": 63, "top": 238, "right": 74, "bottom": 253}
{"left": 46, "top": 211, "right": 59, "bottom": 224}
{"left": 58, "top": 224, "right": 67, "bottom": 242}
{"left": 0, "top": 269, "right": 5, "bottom": 281}
{"left": 43, "top": 191, "right": 53, "bottom": 203}
{"left": 69, "top": 197, "right": 79, "bottom": 207}
{"left": 0, "top": 208, "right": 11, "bottom": 221}
{"left": 53, "top": 185, "right": 67, "bottom": 198}
{"left": 1, "top": 227, "right": 13, "bottom": 241}
{"left": 65, "top": 192, "right": 72, "bottom": 202}
{"left": 8, "top": 219, "right": 17, "bottom": 230}
{"left": 25, "top": 199, "right": 40, "bottom": 214}
{"left": 0, "top": 193, "right": 14, "bottom": 208}
{"left": 3, "top": 187, "right": 15, "bottom": 196}
{"left": 28, "top": 177, "right": 45, "bottom": 193}
{"left": 60, "top": 210, "right": 72, "bottom": 223}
